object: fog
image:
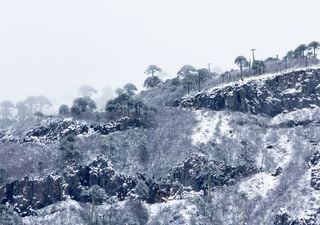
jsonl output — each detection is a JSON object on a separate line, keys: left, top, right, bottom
{"left": 0, "top": 0, "right": 319, "bottom": 105}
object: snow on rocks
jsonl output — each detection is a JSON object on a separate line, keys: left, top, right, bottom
{"left": 176, "top": 67, "right": 320, "bottom": 117}
{"left": 0, "top": 117, "right": 145, "bottom": 144}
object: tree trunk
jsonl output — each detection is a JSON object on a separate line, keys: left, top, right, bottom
{"left": 240, "top": 66, "right": 243, "bottom": 81}
{"left": 305, "top": 56, "right": 308, "bottom": 67}
{"left": 207, "top": 174, "right": 211, "bottom": 202}
{"left": 91, "top": 197, "right": 95, "bottom": 225}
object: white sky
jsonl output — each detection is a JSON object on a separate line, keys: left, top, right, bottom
{"left": 0, "top": 0, "right": 319, "bottom": 104}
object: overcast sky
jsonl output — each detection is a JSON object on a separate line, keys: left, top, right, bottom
{"left": 0, "top": 0, "right": 319, "bottom": 104}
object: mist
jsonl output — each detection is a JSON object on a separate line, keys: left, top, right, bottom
{"left": 0, "top": 0, "right": 319, "bottom": 106}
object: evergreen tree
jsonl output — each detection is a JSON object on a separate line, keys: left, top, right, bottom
{"left": 59, "top": 104, "right": 70, "bottom": 116}
{"left": 144, "top": 76, "right": 162, "bottom": 88}
{"left": 234, "top": 56, "right": 248, "bottom": 81}
{"left": 145, "top": 65, "right": 162, "bottom": 77}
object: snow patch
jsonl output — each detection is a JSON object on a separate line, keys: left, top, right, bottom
{"left": 191, "top": 110, "right": 232, "bottom": 146}
{"left": 239, "top": 172, "right": 278, "bottom": 199}
{"left": 272, "top": 107, "right": 320, "bottom": 125}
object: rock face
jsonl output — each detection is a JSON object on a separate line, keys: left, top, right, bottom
{"left": 92, "top": 117, "right": 144, "bottom": 135}
{"left": 23, "top": 119, "right": 89, "bottom": 143}
{"left": 169, "top": 153, "right": 257, "bottom": 191}
{"left": 310, "top": 151, "right": 320, "bottom": 190}
{"left": 0, "top": 117, "right": 145, "bottom": 144}
{"left": 175, "top": 69, "right": 320, "bottom": 116}
{"left": 0, "top": 153, "right": 257, "bottom": 217}
{"left": 274, "top": 212, "right": 317, "bottom": 225}
{"left": 0, "top": 158, "right": 136, "bottom": 216}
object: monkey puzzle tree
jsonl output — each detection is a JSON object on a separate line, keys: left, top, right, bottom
{"left": 182, "top": 74, "right": 196, "bottom": 94}
{"left": 81, "top": 185, "right": 106, "bottom": 225}
{"left": 234, "top": 56, "right": 248, "bottom": 81}
{"left": 308, "top": 41, "right": 320, "bottom": 58}
{"left": 0, "top": 100, "right": 14, "bottom": 120}
{"left": 24, "top": 96, "right": 38, "bottom": 116}
{"left": 145, "top": 65, "right": 162, "bottom": 77}
{"left": 143, "top": 76, "right": 162, "bottom": 88}
{"left": 285, "top": 50, "right": 295, "bottom": 60}
{"left": 294, "top": 44, "right": 307, "bottom": 59}
{"left": 78, "top": 85, "right": 98, "bottom": 98}
{"left": 34, "top": 111, "right": 44, "bottom": 124}
{"left": 177, "top": 65, "right": 197, "bottom": 77}
{"left": 177, "top": 65, "right": 198, "bottom": 93}
{"left": 252, "top": 60, "right": 266, "bottom": 75}
{"left": 59, "top": 104, "right": 70, "bottom": 117}
{"left": 71, "top": 97, "right": 97, "bottom": 118}
{"left": 197, "top": 68, "right": 211, "bottom": 92}
{"left": 123, "top": 83, "right": 138, "bottom": 96}
{"left": 16, "top": 101, "right": 28, "bottom": 121}
{"left": 35, "top": 95, "right": 52, "bottom": 113}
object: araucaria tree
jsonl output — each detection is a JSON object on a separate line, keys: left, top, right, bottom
{"left": 308, "top": 41, "right": 319, "bottom": 58}
{"left": 178, "top": 65, "right": 197, "bottom": 93}
{"left": 145, "top": 65, "right": 162, "bottom": 77}
{"left": 144, "top": 65, "right": 162, "bottom": 89}
{"left": 35, "top": 95, "right": 52, "bottom": 113}
{"left": 59, "top": 104, "right": 70, "bottom": 117}
{"left": 81, "top": 185, "right": 106, "bottom": 225}
{"left": 71, "top": 97, "right": 97, "bottom": 118}
{"left": 234, "top": 56, "right": 248, "bottom": 81}
{"left": 123, "top": 83, "right": 138, "bottom": 96}
{"left": 143, "top": 76, "right": 162, "bottom": 88}
{"left": 78, "top": 85, "right": 98, "bottom": 98}
{"left": 294, "top": 44, "right": 307, "bottom": 59}
{"left": 0, "top": 101, "right": 14, "bottom": 120}
{"left": 197, "top": 68, "right": 211, "bottom": 92}
{"left": 16, "top": 101, "right": 28, "bottom": 121}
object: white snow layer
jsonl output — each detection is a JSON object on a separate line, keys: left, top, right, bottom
{"left": 191, "top": 110, "right": 232, "bottom": 146}
{"left": 239, "top": 172, "right": 279, "bottom": 199}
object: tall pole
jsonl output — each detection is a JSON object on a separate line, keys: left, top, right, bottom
{"left": 207, "top": 63, "right": 212, "bottom": 73}
{"left": 251, "top": 49, "right": 256, "bottom": 62}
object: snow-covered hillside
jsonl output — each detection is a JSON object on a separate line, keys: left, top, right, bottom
{"left": 1, "top": 68, "right": 320, "bottom": 225}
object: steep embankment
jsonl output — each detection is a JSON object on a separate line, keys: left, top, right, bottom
{"left": 176, "top": 68, "right": 320, "bottom": 116}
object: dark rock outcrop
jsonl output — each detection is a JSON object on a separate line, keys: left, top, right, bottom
{"left": 175, "top": 69, "right": 320, "bottom": 117}
{"left": 310, "top": 151, "right": 320, "bottom": 190}
{"left": 274, "top": 212, "right": 317, "bottom": 225}
{"left": 169, "top": 153, "right": 257, "bottom": 191}
{"left": 0, "top": 158, "right": 136, "bottom": 216}
{"left": 23, "top": 119, "right": 89, "bottom": 143}
{"left": 0, "top": 117, "right": 145, "bottom": 144}
{"left": 93, "top": 117, "right": 144, "bottom": 135}
{"left": 0, "top": 153, "right": 258, "bottom": 217}
{"left": 311, "top": 168, "right": 320, "bottom": 190}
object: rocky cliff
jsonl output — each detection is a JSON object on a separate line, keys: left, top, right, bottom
{"left": 175, "top": 68, "right": 320, "bottom": 116}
